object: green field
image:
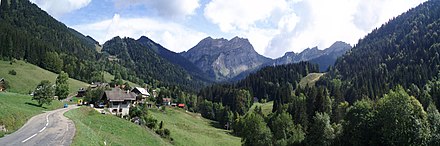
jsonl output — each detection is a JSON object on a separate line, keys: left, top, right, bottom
{"left": 249, "top": 101, "right": 274, "bottom": 116}
{"left": 150, "top": 108, "right": 241, "bottom": 146}
{"left": 0, "top": 92, "right": 63, "bottom": 137}
{"left": 65, "top": 107, "right": 170, "bottom": 146}
{"left": 0, "top": 60, "right": 89, "bottom": 95}
{"left": 299, "top": 73, "right": 325, "bottom": 88}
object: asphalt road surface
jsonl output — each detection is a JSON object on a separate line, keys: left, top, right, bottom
{"left": 0, "top": 105, "right": 78, "bottom": 146}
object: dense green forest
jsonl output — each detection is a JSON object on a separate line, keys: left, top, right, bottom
{"left": 197, "top": 62, "right": 318, "bottom": 128}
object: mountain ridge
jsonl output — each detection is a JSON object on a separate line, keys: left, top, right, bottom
{"left": 136, "top": 36, "right": 212, "bottom": 82}
{"left": 273, "top": 41, "right": 351, "bottom": 71}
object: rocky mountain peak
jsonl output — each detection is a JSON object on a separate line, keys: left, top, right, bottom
{"left": 325, "top": 41, "right": 351, "bottom": 54}
{"left": 138, "top": 36, "right": 152, "bottom": 42}
{"left": 181, "top": 36, "right": 271, "bottom": 81}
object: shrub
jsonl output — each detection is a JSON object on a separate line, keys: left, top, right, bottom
{"left": 8, "top": 70, "right": 16, "bottom": 75}
{"left": 155, "top": 128, "right": 171, "bottom": 138}
{"left": 144, "top": 116, "right": 158, "bottom": 129}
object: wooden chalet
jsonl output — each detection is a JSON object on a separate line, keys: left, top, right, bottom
{"left": 102, "top": 88, "right": 136, "bottom": 116}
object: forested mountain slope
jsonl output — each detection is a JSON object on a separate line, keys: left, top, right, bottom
{"left": 0, "top": 0, "right": 110, "bottom": 83}
{"left": 102, "top": 37, "right": 208, "bottom": 91}
{"left": 320, "top": 0, "right": 440, "bottom": 102}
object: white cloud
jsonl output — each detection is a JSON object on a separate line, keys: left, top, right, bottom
{"left": 114, "top": 0, "right": 200, "bottom": 19}
{"left": 265, "top": 0, "right": 364, "bottom": 58}
{"left": 29, "top": 0, "right": 91, "bottom": 19}
{"left": 205, "top": 0, "right": 427, "bottom": 58}
{"left": 353, "top": 0, "right": 427, "bottom": 31}
{"left": 72, "top": 14, "right": 207, "bottom": 53}
{"left": 204, "top": 0, "right": 288, "bottom": 32}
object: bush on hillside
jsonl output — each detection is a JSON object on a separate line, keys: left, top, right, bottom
{"left": 8, "top": 70, "right": 16, "bottom": 75}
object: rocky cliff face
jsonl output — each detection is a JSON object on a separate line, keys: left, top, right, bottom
{"left": 181, "top": 37, "right": 271, "bottom": 81}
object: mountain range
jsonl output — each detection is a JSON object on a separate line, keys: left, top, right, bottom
{"left": 0, "top": 0, "right": 351, "bottom": 91}
{"left": 181, "top": 37, "right": 351, "bottom": 82}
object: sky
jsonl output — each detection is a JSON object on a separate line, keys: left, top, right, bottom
{"left": 28, "top": 0, "right": 426, "bottom": 59}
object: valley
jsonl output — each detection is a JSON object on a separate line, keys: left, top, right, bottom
{"left": 1, "top": 0, "right": 440, "bottom": 146}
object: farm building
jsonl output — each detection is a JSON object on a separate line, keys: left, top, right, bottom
{"left": 102, "top": 88, "right": 136, "bottom": 117}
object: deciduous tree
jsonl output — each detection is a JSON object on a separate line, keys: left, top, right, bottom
{"left": 32, "top": 80, "right": 54, "bottom": 106}
{"left": 242, "top": 113, "right": 272, "bottom": 146}
{"left": 375, "top": 86, "right": 430, "bottom": 145}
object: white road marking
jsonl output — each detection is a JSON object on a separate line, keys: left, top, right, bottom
{"left": 38, "top": 126, "right": 46, "bottom": 133}
{"left": 21, "top": 113, "right": 51, "bottom": 143}
{"left": 21, "top": 134, "right": 37, "bottom": 143}
{"left": 46, "top": 114, "right": 49, "bottom": 125}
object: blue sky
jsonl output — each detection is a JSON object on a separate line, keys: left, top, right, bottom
{"left": 28, "top": 0, "right": 426, "bottom": 58}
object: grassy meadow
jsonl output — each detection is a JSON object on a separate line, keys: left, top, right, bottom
{"left": 0, "top": 92, "right": 63, "bottom": 137}
{"left": 150, "top": 108, "right": 241, "bottom": 146}
{"left": 0, "top": 60, "right": 89, "bottom": 95}
{"left": 65, "top": 107, "right": 170, "bottom": 146}
{"left": 249, "top": 101, "right": 274, "bottom": 116}
{"left": 299, "top": 73, "right": 325, "bottom": 88}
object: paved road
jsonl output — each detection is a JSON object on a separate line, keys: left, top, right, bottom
{"left": 0, "top": 105, "right": 78, "bottom": 146}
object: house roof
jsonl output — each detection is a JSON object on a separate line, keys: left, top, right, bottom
{"left": 178, "top": 104, "right": 185, "bottom": 107}
{"left": 104, "top": 88, "right": 136, "bottom": 102}
{"left": 163, "top": 98, "right": 172, "bottom": 102}
{"left": 132, "top": 87, "right": 150, "bottom": 96}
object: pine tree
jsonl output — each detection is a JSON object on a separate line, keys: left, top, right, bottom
{"left": 55, "top": 71, "right": 69, "bottom": 100}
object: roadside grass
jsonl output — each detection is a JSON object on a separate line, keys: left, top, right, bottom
{"left": 65, "top": 107, "right": 170, "bottom": 146}
{"left": 150, "top": 108, "right": 241, "bottom": 146}
{"left": 249, "top": 101, "right": 274, "bottom": 116}
{"left": 0, "top": 60, "right": 89, "bottom": 95}
{"left": 0, "top": 92, "right": 63, "bottom": 137}
{"left": 299, "top": 73, "right": 326, "bottom": 88}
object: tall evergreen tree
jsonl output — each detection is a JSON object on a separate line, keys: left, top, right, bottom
{"left": 55, "top": 71, "right": 69, "bottom": 100}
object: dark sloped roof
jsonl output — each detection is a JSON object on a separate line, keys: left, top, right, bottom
{"left": 105, "top": 88, "right": 136, "bottom": 101}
